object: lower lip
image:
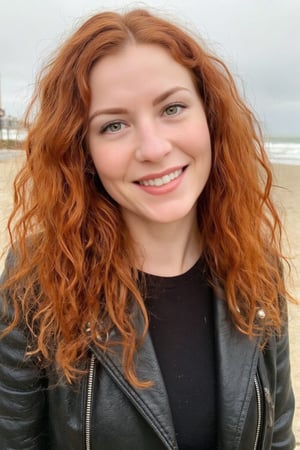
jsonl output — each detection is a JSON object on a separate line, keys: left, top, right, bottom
{"left": 136, "top": 169, "right": 186, "bottom": 195}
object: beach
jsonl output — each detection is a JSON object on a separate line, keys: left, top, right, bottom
{"left": 0, "top": 154, "right": 300, "bottom": 444}
{"left": 272, "top": 163, "right": 300, "bottom": 445}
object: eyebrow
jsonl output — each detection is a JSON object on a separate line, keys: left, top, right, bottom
{"left": 88, "top": 86, "right": 190, "bottom": 123}
{"left": 153, "top": 86, "right": 189, "bottom": 106}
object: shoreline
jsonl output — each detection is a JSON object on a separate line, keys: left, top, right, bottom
{"left": 1, "top": 147, "right": 300, "bottom": 166}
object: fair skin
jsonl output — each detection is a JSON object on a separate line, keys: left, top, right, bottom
{"left": 88, "top": 43, "right": 211, "bottom": 276}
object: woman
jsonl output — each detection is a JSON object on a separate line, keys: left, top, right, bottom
{"left": 0, "top": 8, "right": 295, "bottom": 450}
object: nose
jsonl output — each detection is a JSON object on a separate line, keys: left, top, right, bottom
{"left": 135, "top": 121, "right": 172, "bottom": 162}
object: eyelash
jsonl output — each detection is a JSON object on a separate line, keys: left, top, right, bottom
{"left": 100, "top": 102, "right": 187, "bottom": 134}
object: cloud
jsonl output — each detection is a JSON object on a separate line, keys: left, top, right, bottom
{"left": 0, "top": 0, "right": 299, "bottom": 136}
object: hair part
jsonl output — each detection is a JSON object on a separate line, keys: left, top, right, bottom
{"left": 1, "top": 8, "right": 294, "bottom": 387}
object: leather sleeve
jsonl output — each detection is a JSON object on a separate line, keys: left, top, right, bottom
{"left": 271, "top": 320, "right": 296, "bottom": 449}
{"left": 0, "top": 253, "right": 49, "bottom": 450}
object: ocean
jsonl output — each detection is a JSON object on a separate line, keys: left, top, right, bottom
{"left": 265, "top": 138, "right": 300, "bottom": 166}
{"left": 1, "top": 134, "right": 300, "bottom": 165}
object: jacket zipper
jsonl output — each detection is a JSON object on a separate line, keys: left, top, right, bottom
{"left": 85, "top": 353, "right": 96, "bottom": 450}
{"left": 253, "top": 374, "right": 263, "bottom": 450}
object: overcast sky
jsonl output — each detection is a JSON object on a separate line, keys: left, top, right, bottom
{"left": 0, "top": 0, "right": 299, "bottom": 137}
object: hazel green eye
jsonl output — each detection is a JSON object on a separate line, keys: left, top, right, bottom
{"left": 164, "top": 104, "right": 185, "bottom": 116}
{"left": 165, "top": 105, "right": 179, "bottom": 115}
{"left": 102, "top": 122, "right": 124, "bottom": 134}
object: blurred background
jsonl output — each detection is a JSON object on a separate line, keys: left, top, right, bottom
{"left": 0, "top": 0, "right": 299, "bottom": 445}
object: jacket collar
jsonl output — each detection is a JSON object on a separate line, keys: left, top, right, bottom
{"left": 90, "top": 286, "right": 261, "bottom": 450}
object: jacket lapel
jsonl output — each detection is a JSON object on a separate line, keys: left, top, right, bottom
{"left": 213, "top": 288, "right": 261, "bottom": 450}
{"left": 90, "top": 319, "right": 178, "bottom": 450}
{"left": 91, "top": 286, "right": 261, "bottom": 450}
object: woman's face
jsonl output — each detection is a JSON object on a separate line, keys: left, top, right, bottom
{"left": 88, "top": 43, "right": 211, "bottom": 229}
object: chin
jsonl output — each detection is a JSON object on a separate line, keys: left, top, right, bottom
{"left": 148, "top": 209, "right": 196, "bottom": 225}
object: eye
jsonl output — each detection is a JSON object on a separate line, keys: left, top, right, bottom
{"left": 101, "top": 121, "right": 126, "bottom": 134}
{"left": 164, "top": 103, "right": 186, "bottom": 116}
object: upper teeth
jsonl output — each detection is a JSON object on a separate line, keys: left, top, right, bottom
{"left": 139, "top": 169, "right": 183, "bottom": 187}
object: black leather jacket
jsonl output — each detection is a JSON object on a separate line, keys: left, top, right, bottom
{"left": 0, "top": 257, "right": 295, "bottom": 450}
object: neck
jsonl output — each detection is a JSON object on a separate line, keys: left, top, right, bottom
{"left": 124, "top": 213, "right": 202, "bottom": 277}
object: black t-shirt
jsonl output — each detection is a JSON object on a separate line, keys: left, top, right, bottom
{"left": 144, "top": 257, "right": 217, "bottom": 450}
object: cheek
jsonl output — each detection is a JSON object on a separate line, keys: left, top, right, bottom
{"left": 185, "top": 127, "right": 211, "bottom": 160}
{"left": 182, "top": 114, "right": 211, "bottom": 150}
{"left": 90, "top": 150, "right": 124, "bottom": 181}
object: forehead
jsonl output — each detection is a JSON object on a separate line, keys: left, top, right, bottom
{"left": 89, "top": 43, "right": 195, "bottom": 95}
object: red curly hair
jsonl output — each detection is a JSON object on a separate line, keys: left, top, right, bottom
{"left": 1, "top": 8, "right": 292, "bottom": 387}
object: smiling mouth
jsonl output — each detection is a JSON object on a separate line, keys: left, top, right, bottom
{"left": 136, "top": 167, "right": 187, "bottom": 187}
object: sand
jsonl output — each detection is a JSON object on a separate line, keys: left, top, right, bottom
{"left": 272, "top": 164, "right": 300, "bottom": 445}
{"left": 0, "top": 154, "right": 300, "bottom": 444}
